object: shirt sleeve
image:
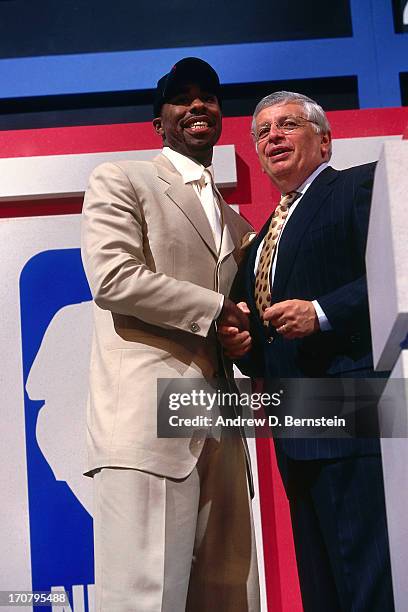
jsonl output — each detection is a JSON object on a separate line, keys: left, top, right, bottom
{"left": 312, "top": 299, "right": 332, "bottom": 331}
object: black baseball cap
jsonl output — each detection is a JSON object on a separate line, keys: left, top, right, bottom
{"left": 153, "top": 57, "right": 221, "bottom": 117}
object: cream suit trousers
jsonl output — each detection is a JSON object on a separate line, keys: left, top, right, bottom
{"left": 93, "top": 435, "right": 260, "bottom": 612}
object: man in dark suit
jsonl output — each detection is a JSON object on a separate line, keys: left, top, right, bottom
{"left": 219, "top": 91, "right": 394, "bottom": 612}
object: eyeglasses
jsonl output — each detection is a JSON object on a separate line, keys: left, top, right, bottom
{"left": 254, "top": 116, "right": 318, "bottom": 143}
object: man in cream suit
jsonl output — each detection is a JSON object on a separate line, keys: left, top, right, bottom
{"left": 81, "top": 58, "right": 259, "bottom": 612}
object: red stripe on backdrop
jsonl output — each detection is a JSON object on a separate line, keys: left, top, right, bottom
{"left": 1, "top": 108, "right": 408, "bottom": 226}
{"left": 256, "top": 438, "right": 283, "bottom": 611}
{"left": 327, "top": 107, "right": 408, "bottom": 138}
{"left": 0, "top": 108, "right": 407, "bottom": 159}
{"left": 0, "top": 122, "right": 160, "bottom": 158}
{"left": 0, "top": 197, "right": 83, "bottom": 219}
{"left": 256, "top": 439, "right": 303, "bottom": 612}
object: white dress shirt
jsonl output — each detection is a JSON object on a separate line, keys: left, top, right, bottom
{"left": 162, "top": 147, "right": 222, "bottom": 250}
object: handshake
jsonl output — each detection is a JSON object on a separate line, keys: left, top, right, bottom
{"left": 217, "top": 298, "right": 252, "bottom": 358}
{"left": 217, "top": 297, "right": 319, "bottom": 358}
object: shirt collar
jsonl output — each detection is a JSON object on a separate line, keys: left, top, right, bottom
{"left": 296, "top": 162, "right": 329, "bottom": 196}
{"left": 162, "top": 147, "right": 214, "bottom": 184}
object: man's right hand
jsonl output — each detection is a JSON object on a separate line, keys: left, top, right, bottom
{"left": 217, "top": 298, "right": 250, "bottom": 331}
{"left": 217, "top": 301, "right": 252, "bottom": 358}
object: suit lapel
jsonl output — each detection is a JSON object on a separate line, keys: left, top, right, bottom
{"left": 154, "top": 154, "right": 218, "bottom": 256}
{"left": 218, "top": 200, "right": 237, "bottom": 261}
{"left": 272, "top": 166, "right": 339, "bottom": 300}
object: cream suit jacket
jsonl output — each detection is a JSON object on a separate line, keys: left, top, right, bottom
{"left": 81, "top": 153, "right": 252, "bottom": 478}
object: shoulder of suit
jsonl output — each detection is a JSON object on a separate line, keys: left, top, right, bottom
{"left": 335, "top": 161, "right": 377, "bottom": 179}
{"left": 89, "top": 159, "right": 164, "bottom": 184}
{"left": 91, "top": 159, "right": 156, "bottom": 173}
{"left": 335, "top": 162, "right": 377, "bottom": 192}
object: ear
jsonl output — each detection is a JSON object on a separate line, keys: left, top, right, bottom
{"left": 153, "top": 117, "right": 164, "bottom": 137}
{"left": 321, "top": 130, "right": 332, "bottom": 159}
{"left": 255, "top": 142, "right": 266, "bottom": 172}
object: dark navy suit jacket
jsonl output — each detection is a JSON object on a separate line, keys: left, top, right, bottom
{"left": 235, "top": 163, "right": 381, "bottom": 460}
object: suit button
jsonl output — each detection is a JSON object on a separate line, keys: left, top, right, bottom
{"left": 190, "top": 322, "right": 200, "bottom": 333}
{"left": 267, "top": 337, "right": 274, "bottom": 344}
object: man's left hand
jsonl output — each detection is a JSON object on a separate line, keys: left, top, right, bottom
{"left": 217, "top": 302, "right": 252, "bottom": 358}
{"left": 263, "top": 299, "right": 319, "bottom": 339}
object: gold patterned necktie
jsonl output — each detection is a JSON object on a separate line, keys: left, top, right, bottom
{"left": 254, "top": 191, "right": 300, "bottom": 325}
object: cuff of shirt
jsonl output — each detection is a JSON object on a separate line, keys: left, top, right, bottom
{"left": 312, "top": 299, "right": 332, "bottom": 331}
{"left": 214, "top": 295, "right": 224, "bottom": 320}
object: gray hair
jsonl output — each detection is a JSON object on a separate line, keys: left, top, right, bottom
{"left": 251, "top": 91, "right": 331, "bottom": 139}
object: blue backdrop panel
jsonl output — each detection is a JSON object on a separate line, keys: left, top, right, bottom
{"left": 0, "top": 0, "right": 407, "bottom": 108}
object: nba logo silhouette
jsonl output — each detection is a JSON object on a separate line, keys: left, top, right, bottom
{"left": 1, "top": 216, "right": 96, "bottom": 611}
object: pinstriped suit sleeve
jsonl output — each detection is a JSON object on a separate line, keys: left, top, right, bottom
{"left": 316, "top": 165, "right": 374, "bottom": 334}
